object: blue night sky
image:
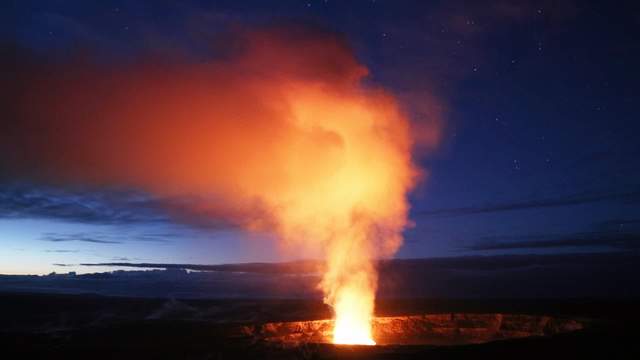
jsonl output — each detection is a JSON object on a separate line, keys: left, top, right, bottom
{"left": 2, "top": 0, "right": 639, "bottom": 274}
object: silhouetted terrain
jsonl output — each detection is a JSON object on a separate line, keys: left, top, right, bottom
{"left": 2, "top": 253, "right": 639, "bottom": 358}
{"left": 1, "top": 293, "right": 639, "bottom": 359}
{"left": 2, "top": 253, "right": 640, "bottom": 298}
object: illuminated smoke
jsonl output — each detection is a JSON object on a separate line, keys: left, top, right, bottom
{"left": 3, "top": 26, "right": 440, "bottom": 344}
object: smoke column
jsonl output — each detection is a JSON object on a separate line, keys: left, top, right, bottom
{"left": 3, "top": 26, "right": 438, "bottom": 344}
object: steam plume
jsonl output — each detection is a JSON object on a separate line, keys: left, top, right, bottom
{"left": 2, "top": 26, "right": 439, "bottom": 344}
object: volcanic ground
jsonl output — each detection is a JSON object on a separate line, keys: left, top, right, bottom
{"left": 1, "top": 293, "right": 638, "bottom": 359}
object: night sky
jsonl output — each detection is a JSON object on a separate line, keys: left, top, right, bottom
{"left": 2, "top": 0, "right": 640, "bottom": 275}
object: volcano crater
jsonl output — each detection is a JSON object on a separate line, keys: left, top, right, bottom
{"left": 241, "top": 313, "right": 584, "bottom": 346}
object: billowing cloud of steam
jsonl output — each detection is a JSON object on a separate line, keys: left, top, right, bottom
{"left": 2, "top": 25, "right": 440, "bottom": 342}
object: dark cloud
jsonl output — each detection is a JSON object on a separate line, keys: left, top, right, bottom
{"left": 468, "top": 231, "right": 640, "bottom": 251}
{"left": 602, "top": 219, "right": 640, "bottom": 226}
{"left": 40, "top": 232, "right": 178, "bottom": 245}
{"left": 41, "top": 232, "right": 122, "bottom": 244}
{"left": 110, "top": 257, "right": 131, "bottom": 261}
{"left": 0, "top": 182, "right": 243, "bottom": 231}
{"left": 45, "top": 249, "right": 79, "bottom": 253}
{"left": 132, "top": 234, "right": 173, "bottom": 243}
{"left": 415, "top": 189, "right": 640, "bottom": 218}
{"left": 593, "top": 218, "right": 640, "bottom": 233}
{"left": 79, "top": 260, "right": 322, "bottom": 274}
{"left": 0, "top": 182, "right": 169, "bottom": 225}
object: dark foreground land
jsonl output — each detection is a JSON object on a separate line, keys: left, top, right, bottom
{"left": 1, "top": 292, "right": 639, "bottom": 359}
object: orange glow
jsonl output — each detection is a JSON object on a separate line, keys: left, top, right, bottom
{"left": 6, "top": 26, "right": 441, "bottom": 345}
{"left": 275, "top": 85, "right": 415, "bottom": 345}
{"left": 330, "top": 263, "right": 377, "bottom": 345}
